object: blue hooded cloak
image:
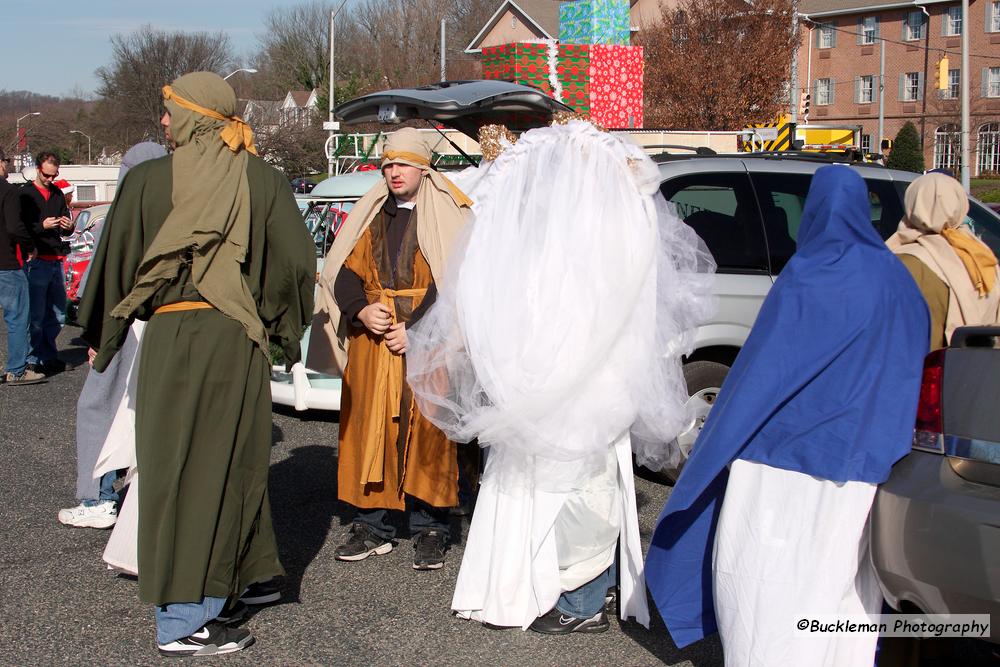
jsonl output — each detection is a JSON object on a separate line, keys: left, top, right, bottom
{"left": 645, "top": 166, "right": 930, "bottom": 648}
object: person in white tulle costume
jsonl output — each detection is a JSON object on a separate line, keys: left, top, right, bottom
{"left": 405, "top": 120, "right": 716, "bottom": 633}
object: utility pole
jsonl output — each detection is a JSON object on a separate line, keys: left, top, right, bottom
{"left": 327, "top": 0, "right": 350, "bottom": 178}
{"left": 878, "top": 37, "right": 886, "bottom": 150}
{"left": 960, "top": 0, "right": 971, "bottom": 190}
{"left": 789, "top": 0, "right": 799, "bottom": 123}
{"left": 441, "top": 19, "right": 447, "bottom": 82}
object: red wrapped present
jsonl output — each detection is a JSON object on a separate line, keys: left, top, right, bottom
{"left": 589, "top": 44, "right": 643, "bottom": 128}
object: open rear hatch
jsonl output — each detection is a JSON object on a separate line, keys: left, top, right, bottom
{"left": 335, "top": 80, "right": 573, "bottom": 140}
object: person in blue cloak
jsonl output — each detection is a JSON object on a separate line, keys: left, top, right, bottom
{"left": 645, "top": 166, "right": 930, "bottom": 667}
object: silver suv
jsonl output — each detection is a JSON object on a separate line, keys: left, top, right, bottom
{"left": 655, "top": 153, "right": 1000, "bottom": 480}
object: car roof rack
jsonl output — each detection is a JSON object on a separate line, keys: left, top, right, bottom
{"left": 642, "top": 144, "right": 718, "bottom": 156}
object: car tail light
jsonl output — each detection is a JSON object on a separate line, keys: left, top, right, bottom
{"left": 912, "top": 349, "right": 945, "bottom": 452}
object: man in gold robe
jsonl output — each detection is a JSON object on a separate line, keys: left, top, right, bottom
{"left": 316, "top": 128, "right": 470, "bottom": 570}
{"left": 79, "top": 72, "right": 315, "bottom": 657}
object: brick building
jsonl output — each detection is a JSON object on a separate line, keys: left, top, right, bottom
{"left": 799, "top": 0, "right": 1000, "bottom": 174}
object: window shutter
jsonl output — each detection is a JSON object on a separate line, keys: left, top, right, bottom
{"left": 855, "top": 76, "right": 860, "bottom": 103}
{"left": 830, "top": 80, "right": 836, "bottom": 105}
{"left": 857, "top": 17, "right": 864, "bottom": 44}
{"left": 902, "top": 13, "right": 909, "bottom": 40}
{"left": 917, "top": 72, "right": 924, "bottom": 100}
{"left": 985, "top": 68, "right": 992, "bottom": 97}
{"left": 899, "top": 73, "right": 906, "bottom": 100}
{"left": 831, "top": 24, "right": 837, "bottom": 47}
{"left": 988, "top": 2, "right": 995, "bottom": 32}
{"left": 875, "top": 16, "right": 881, "bottom": 38}
{"left": 816, "top": 27, "right": 822, "bottom": 48}
{"left": 941, "top": 11, "right": 949, "bottom": 36}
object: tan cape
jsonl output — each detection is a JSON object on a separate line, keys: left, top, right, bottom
{"left": 312, "top": 160, "right": 471, "bottom": 509}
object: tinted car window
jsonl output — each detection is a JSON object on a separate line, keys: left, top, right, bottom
{"left": 660, "top": 172, "right": 768, "bottom": 273}
{"left": 750, "top": 172, "right": 906, "bottom": 273}
{"left": 964, "top": 200, "right": 1000, "bottom": 257}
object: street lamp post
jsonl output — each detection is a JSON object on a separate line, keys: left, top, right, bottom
{"left": 328, "top": 0, "right": 350, "bottom": 177}
{"left": 15, "top": 112, "right": 41, "bottom": 171}
{"left": 69, "top": 130, "right": 92, "bottom": 165}
{"left": 223, "top": 68, "right": 258, "bottom": 80}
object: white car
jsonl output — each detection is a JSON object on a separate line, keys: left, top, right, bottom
{"left": 270, "top": 171, "right": 381, "bottom": 411}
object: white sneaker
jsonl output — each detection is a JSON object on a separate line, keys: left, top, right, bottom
{"left": 57, "top": 501, "right": 118, "bottom": 529}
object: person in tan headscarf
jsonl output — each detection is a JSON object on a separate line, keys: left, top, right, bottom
{"left": 78, "top": 72, "right": 315, "bottom": 657}
{"left": 887, "top": 173, "right": 1000, "bottom": 350}
{"left": 315, "top": 127, "right": 470, "bottom": 570}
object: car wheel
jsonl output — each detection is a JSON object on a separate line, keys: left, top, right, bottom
{"left": 645, "top": 360, "right": 729, "bottom": 484}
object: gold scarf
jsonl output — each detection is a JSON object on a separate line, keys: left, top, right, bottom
{"left": 941, "top": 226, "right": 997, "bottom": 296}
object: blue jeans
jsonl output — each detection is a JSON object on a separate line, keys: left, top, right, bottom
{"left": 24, "top": 258, "right": 66, "bottom": 366}
{"left": 0, "top": 268, "right": 30, "bottom": 375}
{"left": 82, "top": 470, "right": 119, "bottom": 506}
{"left": 155, "top": 596, "right": 227, "bottom": 645}
{"left": 556, "top": 560, "right": 617, "bottom": 619}
{"left": 355, "top": 497, "right": 450, "bottom": 541}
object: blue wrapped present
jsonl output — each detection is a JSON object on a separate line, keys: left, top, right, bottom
{"left": 559, "top": 0, "right": 631, "bottom": 45}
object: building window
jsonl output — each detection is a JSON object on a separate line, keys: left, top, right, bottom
{"left": 945, "top": 6, "right": 962, "bottom": 35}
{"left": 816, "top": 78, "right": 834, "bottom": 105}
{"left": 902, "top": 72, "right": 922, "bottom": 101}
{"left": 946, "top": 69, "right": 960, "bottom": 98}
{"left": 857, "top": 75, "right": 875, "bottom": 103}
{"left": 904, "top": 10, "right": 925, "bottom": 40}
{"left": 76, "top": 184, "right": 97, "bottom": 202}
{"left": 861, "top": 134, "right": 872, "bottom": 153}
{"left": 979, "top": 123, "right": 1000, "bottom": 175}
{"left": 991, "top": 2, "right": 1000, "bottom": 32}
{"left": 988, "top": 67, "right": 1000, "bottom": 97}
{"left": 861, "top": 16, "right": 878, "bottom": 43}
{"left": 819, "top": 24, "right": 835, "bottom": 48}
{"left": 934, "top": 124, "right": 961, "bottom": 172}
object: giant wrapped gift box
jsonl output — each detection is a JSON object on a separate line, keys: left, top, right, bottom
{"left": 481, "top": 42, "right": 553, "bottom": 95}
{"left": 481, "top": 41, "right": 644, "bottom": 128}
{"left": 556, "top": 43, "right": 592, "bottom": 114}
{"left": 559, "top": 0, "right": 631, "bottom": 46}
{"left": 589, "top": 44, "right": 643, "bottom": 128}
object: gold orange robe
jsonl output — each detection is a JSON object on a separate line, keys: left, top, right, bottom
{"left": 337, "top": 212, "right": 458, "bottom": 510}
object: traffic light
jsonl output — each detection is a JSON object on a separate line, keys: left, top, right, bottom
{"left": 936, "top": 56, "right": 950, "bottom": 91}
{"left": 799, "top": 91, "right": 811, "bottom": 122}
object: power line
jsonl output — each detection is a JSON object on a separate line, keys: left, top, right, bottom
{"left": 802, "top": 18, "right": 1000, "bottom": 62}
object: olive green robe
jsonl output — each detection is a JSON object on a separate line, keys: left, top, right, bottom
{"left": 78, "top": 153, "right": 315, "bottom": 606}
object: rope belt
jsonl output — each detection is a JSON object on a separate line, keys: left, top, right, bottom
{"left": 154, "top": 301, "right": 216, "bottom": 314}
{"left": 359, "top": 286, "right": 427, "bottom": 486}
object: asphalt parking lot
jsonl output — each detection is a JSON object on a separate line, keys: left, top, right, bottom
{"left": 0, "top": 323, "right": 722, "bottom": 666}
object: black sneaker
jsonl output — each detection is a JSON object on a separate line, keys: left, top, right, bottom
{"left": 412, "top": 529, "right": 447, "bottom": 570}
{"left": 240, "top": 579, "right": 281, "bottom": 606}
{"left": 528, "top": 608, "right": 610, "bottom": 635}
{"left": 215, "top": 599, "right": 247, "bottom": 625}
{"left": 334, "top": 523, "right": 393, "bottom": 562}
{"left": 40, "top": 359, "right": 67, "bottom": 375}
{"left": 157, "top": 621, "right": 255, "bottom": 657}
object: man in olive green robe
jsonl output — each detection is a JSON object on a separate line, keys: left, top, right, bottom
{"left": 78, "top": 72, "right": 315, "bottom": 657}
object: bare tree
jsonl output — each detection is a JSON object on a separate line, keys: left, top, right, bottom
{"left": 95, "top": 25, "right": 234, "bottom": 147}
{"left": 639, "top": 0, "right": 796, "bottom": 130}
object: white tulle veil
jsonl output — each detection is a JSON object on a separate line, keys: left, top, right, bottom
{"left": 406, "top": 121, "right": 716, "bottom": 491}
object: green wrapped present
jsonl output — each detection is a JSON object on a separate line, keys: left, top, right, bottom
{"left": 481, "top": 43, "right": 552, "bottom": 95}
{"left": 559, "top": 0, "right": 631, "bottom": 45}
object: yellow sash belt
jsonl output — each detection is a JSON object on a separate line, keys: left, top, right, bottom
{"left": 359, "top": 286, "right": 427, "bottom": 486}
{"left": 154, "top": 301, "right": 215, "bottom": 314}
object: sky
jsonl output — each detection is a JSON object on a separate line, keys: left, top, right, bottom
{"left": 3, "top": 0, "right": 360, "bottom": 98}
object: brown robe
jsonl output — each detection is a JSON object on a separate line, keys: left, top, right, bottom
{"left": 337, "top": 210, "right": 458, "bottom": 510}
